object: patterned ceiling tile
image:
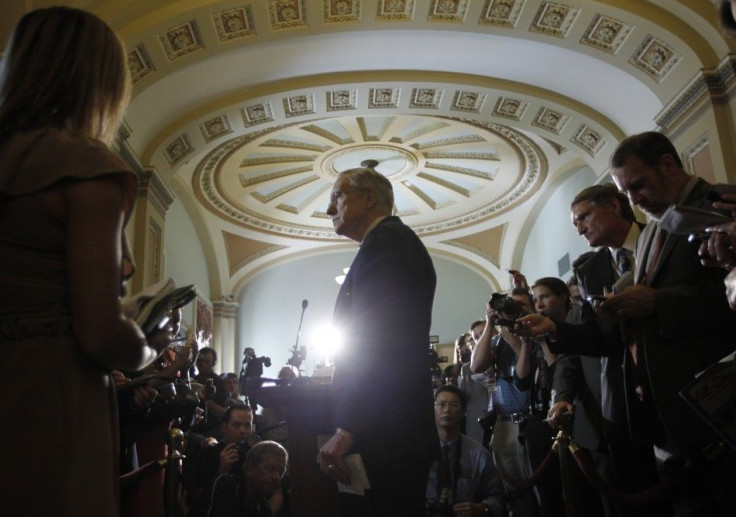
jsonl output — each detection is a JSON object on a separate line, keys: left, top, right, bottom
{"left": 390, "top": 120, "right": 449, "bottom": 143}
{"left": 326, "top": 89, "right": 358, "bottom": 111}
{"left": 529, "top": 2, "right": 579, "bottom": 38}
{"left": 531, "top": 106, "right": 568, "bottom": 134}
{"left": 242, "top": 103, "right": 275, "bottom": 127}
{"left": 410, "top": 134, "right": 486, "bottom": 150}
{"left": 428, "top": 0, "right": 469, "bottom": 22}
{"left": 451, "top": 91, "right": 486, "bottom": 113}
{"left": 268, "top": 0, "right": 308, "bottom": 30}
{"left": 570, "top": 124, "right": 606, "bottom": 157}
{"left": 200, "top": 115, "right": 232, "bottom": 142}
{"left": 128, "top": 44, "right": 155, "bottom": 84}
{"left": 377, "top": 0, "right": 416, "bottom": 21}
{"left": 241, "top": 154, "right": 317, "bottom": 167}
{"left": 159, "top": 20, "right": 204, "bottom": 61}
{"left": 283, "top": 94, "right": 315, "bottom": 117}
{"left": 324, "top": 0, "right": 361, "bottom": 23}
{"left": 424, "top": 162, "right": 499, "bottom": 180}
{"left": 409, "top": 88, "right": 443, "bottom": 109}
{"left": 239, "top": 165, "right": 314, "bottom": 187}
{"left": 629, "top": 35, "right": 681, "bottom": 83}
{"left": 580, "top": 14, "right": 632, "bottom": 55}
{"left": 213, "top": 7, "right": 256, "bottom": 42}
{"left": 368, "top": 88, "right": 400, "bottom": 108}
{"left": 492, "top": 97, "right": 528, "bottom": 121}
{"left": 479, "top": 0, "right": 525, "bottom": 28}
{"left": 165, "top": 134, "right": 193, "bottom": 165}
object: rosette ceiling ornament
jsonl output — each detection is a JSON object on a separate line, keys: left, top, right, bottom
{"left": 194, "top": 114, "right": 543, "bottom": 240}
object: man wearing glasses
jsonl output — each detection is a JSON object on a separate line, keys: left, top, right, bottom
{"left": 318, "top": 167, "right": 438, "bottom": 516}
{"left": 427, "top": 385, "right": 506, "bottom": 517}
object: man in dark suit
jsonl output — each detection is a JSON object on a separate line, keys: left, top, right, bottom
{"left": 606, "top": 131, "right": 736, "bottom": 515}
{"left": 552, "top": 184, "right": 658, "bottom": 516}
{"left": 317, "top": 167, "right": 438, "bottom": 516}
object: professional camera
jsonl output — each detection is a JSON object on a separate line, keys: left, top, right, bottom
{"left": 489, "top": 292, "right": 523, "bottom": 327}
{"left": 235, "top": 433, "right": 261, "bottom": 462}
{"left": 242, "top": 347, "right": 272, "bottom": 378}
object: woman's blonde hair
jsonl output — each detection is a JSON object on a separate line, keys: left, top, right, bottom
{"left": 0, "top": 6, "right": 131, "bottom": 144}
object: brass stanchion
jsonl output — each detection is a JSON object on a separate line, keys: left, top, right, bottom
{"left": 164, "top": 427, "right": 186, "bottom": 517}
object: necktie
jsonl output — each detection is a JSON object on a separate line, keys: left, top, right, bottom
{"left": 437, "top": 443, "right": 452, "bottom": 501}
{"left": 643, "top": 225, "right": 666, "bottom": 286}
{"left": 616, "top": 248, "right": 631, "bottom": 275}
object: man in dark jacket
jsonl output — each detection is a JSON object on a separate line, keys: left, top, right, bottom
{"left": 318, "top": 166, "right": 437, "bottom": 516}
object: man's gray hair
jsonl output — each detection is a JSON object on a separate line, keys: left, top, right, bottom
{"left": 338, "top": 167, "right": 394, "bottom": 215}
{"left": 571, "top": 183, "right": 636, "bottom": 223}
{"left": 245, "top": 440, "right": 288, "bottom": 469}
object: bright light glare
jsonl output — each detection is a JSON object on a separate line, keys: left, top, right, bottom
{"left": 310, "top": 322, "right": 344, "bottom": 365}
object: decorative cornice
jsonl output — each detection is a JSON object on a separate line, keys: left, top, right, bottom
{"left": 656, "top": 55, "right": 736, "bottom": 133}
{"left": 138, "top": 168, "right": 175, "bottom": 217}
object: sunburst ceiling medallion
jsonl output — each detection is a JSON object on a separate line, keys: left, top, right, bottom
{"left": 194, "top": 114, "right": 546, "bottom": 240}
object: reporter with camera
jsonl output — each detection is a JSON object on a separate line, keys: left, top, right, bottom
{"left": 470, "top": 289, "right": 537, "bottom": 517}
{"left": 193, "top": 346, "right": 230, "bottom": 438}
{"left": 189, "top": 405, "right": 257, "bottom": 517}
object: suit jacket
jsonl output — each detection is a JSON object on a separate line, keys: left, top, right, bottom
{"left": 331, "top": 216, "right": 438, "bottom": 473}
{"left": 632, "top": 179, "right": 736, "bottom": 457}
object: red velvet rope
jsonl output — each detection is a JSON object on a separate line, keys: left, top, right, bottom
{"left": 503, "top": 432, "right": 712, "bottom": 507}
{"left": 503, "top": 447, "right": 556, "bottom": 502}
{"left": 119, "top": 459, "right": 165, "bottom": 490}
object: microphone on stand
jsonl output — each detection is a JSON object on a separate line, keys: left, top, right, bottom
{"left": 287, "top": 299, "right": 308, "bottom": 370}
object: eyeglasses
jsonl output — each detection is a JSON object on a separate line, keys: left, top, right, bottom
{"left": 434, "top": 401, "right": 461, "bottom": 410}
{"left": 328, "top": 188, "right": 366, "bottom": 206}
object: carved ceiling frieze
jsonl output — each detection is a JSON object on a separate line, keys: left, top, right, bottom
{"left": 377, "top": 0, "right": 416, "bottom": 21}
{"left": 529, "top": 2, "right": 579, "bottom": 38}
{"left": 159, "top": 20, "right": 204, "bottom": 61}
{"left": 570, "top": 124, "right": 606, "bottom": 157}
{"left": 200, "top": 116, "right": 233, "bottom": 143}
{"left": 324, "top": 0, "right": 361, "bottom": 23}
{"left": 492, "top": 97, "right": 529, "bottom": 121}
{"left": 213, "top": 7, "right": 256, "bottom": 42}
{"left": 630, "top": 35, "right": 682, "bottom": 83}
{"left": 268, "top": 0, "right": 308, "bottom": 30}
{"left": 531, "top": 107, "right": 568, "bottom": 134}
{"left": 580, "top": 14, "right": 632, "bottom": 55}
{"left": 428, "top": 0, "right": 469, "bottom": 22}
{"left": 479, "top": 0, "right": 525, "bottom": 28}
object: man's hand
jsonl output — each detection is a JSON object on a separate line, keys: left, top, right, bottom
{"left": 514, "top": 313, "right": 556, "bottom": 339}
{"left": 318, "top": 428, "right": 354, "bottom": 484}
{"left": 218, "top": 442, "right": 240, "bottom": 475}
{"left": 601, "top": 285, "right": 656, "bottom": 319}
{"left": 699, "top": 221, "right": 736, "bottom": 269}
{"left": 547, "top": 401, "right": 574, "bottom": 429}
{"left": 132, "top": 386, "right": 158, "bottom": 410}
{"left": 509, "top": 269, "right": 529, "bottom": 290}
{"left": 725, "top": 268, "right": 736, "bottom": 312}
{"left": 452, "top": 501, "right": 487, "bottom": 516}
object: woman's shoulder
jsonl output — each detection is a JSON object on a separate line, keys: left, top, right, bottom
{"left": 0, "top": 128, "right": 135, "bottom": 195}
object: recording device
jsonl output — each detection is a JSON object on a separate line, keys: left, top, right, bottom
{"left": 243, "top": 347, "right": 272, "bottom": 378}
{"left": 235, "top": 434, "right": 261, "bottom": 462}
{"left": 489, "top": 292, "right": 523, "bottom": 328}
{"left": 287, "top": 299, "right": 309, "bottom": 369}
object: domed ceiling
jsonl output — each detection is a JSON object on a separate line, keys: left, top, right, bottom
{"left": 196, "top": 114, "right": 542, "bottom": 239}
{"left": 2, "top": 0, "right": 733, "bottom": 295}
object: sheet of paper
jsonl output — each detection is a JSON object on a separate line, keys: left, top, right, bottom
{"left": 337, "top": 453, "right": 371, "bottom": 496}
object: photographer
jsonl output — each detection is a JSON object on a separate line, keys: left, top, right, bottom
{"left": 193, "top": 346, "right": 229, "bottom": 438}
{"left": 188, "top": 405, "right": 257, "bottom": 517}
{"left": 470, "top": 288, "right": 537, "bottom": 517}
